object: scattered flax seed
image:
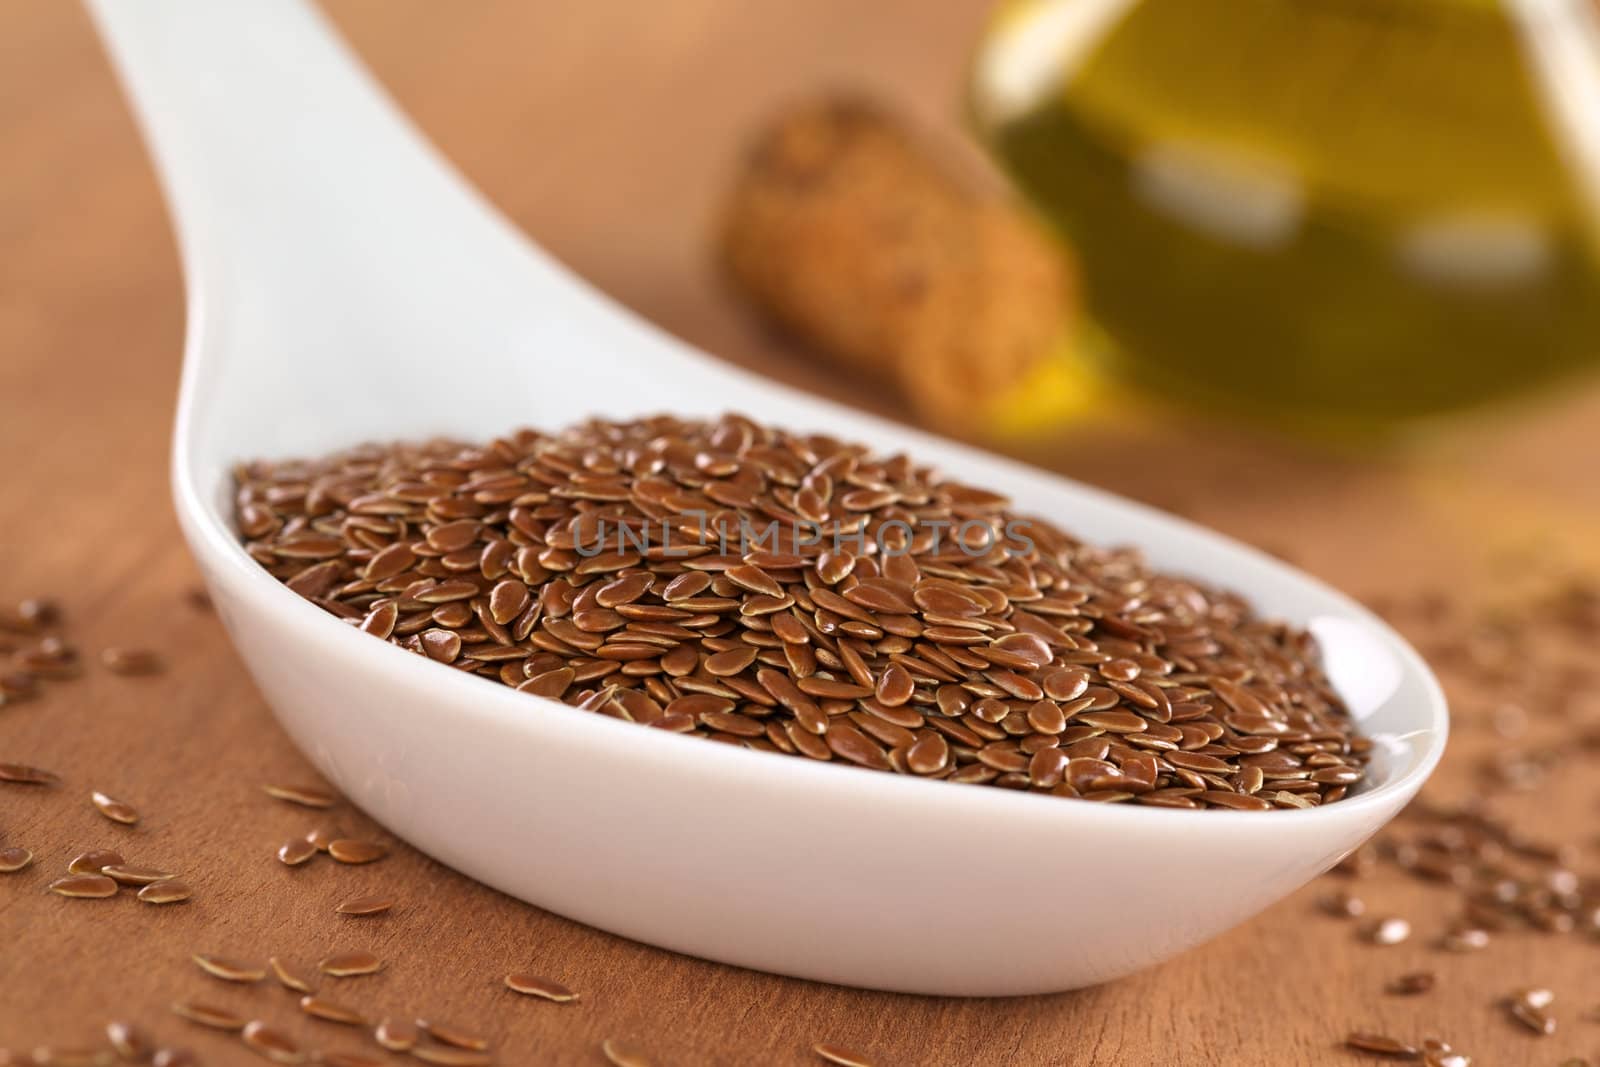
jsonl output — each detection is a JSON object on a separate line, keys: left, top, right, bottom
{"left": 814, "top": 1043, "right": 875, "bottom": 1067}
{"left": 299, "top": 994, "right": 367, "bottom": 1026}
{"left": 374, "top": 1018, "right": 419, "bottom": 1052}
{"left": 106, "top": 1022, "right": 151, "bottom": 1060}
{"left": 67, "top": 849, "right": 124, "bottom": 874}
{"left": 410, "top": 1047, "right": 491, "bottom": 1066}
{"left": 47, "top": 874, "right": 118, "bottom": 899}
{"left": 0, "top": 762, "right": 60, "bottom": 786}
{"left": 137, "top": 879, "right": 192, "bottom": 904}
{"left": 101, "top": 647, "right": 163, "bottom": 676}
{"left": 193, "top": 954, "right": 266, "bottom": 983}
{"left": 269, "top": 956, "right": 314, "bottom": 994}
{"left": 327, "top": 839, "right": 386, "bottom": 865}
{"left": 102, "top": 863, "right": 174, "bottom": 886}
{"left": 153, "top": 1050, "right": 197, "bottom": 1067}
{"left": 504, "top": 974, "right": 579, "bottom": 1002}
{"left": 601, "top": 1038, "right": 652, "bottom": 1067}
{"left": 262, "top": 783, "right": 338, "bottom": 809}
{"left": 318, "top": 951, "right": 383, "bottom": 977}
{"left": 277, "top": 838, "right": 317, "bottom": 866}
{"left": 241, "top": 1020, "right": 305, "bottom": 1064}
{"left": 1343, "top": 1032, "right": 1420, "bottom": 1058}
{"left": 90, "top": 791, "right": 140, "bottom": 826}
{"left": 1386, "top": 971, "right": 1436, "bottom": 996}
{"left": 1364, "top": 916, "right": 1411, "bottom": 946}
{"left": 171, "top": 1000, "right": 247, "bottom": 1031}
{"left": 419, "top": 1020, "right": 489, "bottom": 1051}
{"left": 0, "top": 847, "right": 32, "bottom": 873}
{"left": 1317, "top": 889, "right": 1365, "bottom": 918}
{"left": 334, "top": 894, "right": 395, "bottom": 917}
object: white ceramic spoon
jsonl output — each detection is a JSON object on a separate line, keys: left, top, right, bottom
{"left": 87, "top": 0, "right": 1446, "bottom": 996}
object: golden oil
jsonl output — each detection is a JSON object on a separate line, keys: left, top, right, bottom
{"left": 972, "top": 0, "right": 1600, "bottom": 423}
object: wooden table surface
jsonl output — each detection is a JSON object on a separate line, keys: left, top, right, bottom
{"left": 4, "top": 2, "right": 1600, "bottom": 1064}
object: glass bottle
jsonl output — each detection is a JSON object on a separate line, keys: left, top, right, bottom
{"left": 971, "top": 0, "right": 1600, "bottom": 425}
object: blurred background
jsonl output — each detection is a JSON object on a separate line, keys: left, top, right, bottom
{"left": 3, "top": 0, "right": 1597, "bottom": 600}
{"left": 8, "top": 0, "right": 1600, "bottom": 569}
{"left": 315, "top": 0, "right": 1600, "bottom": 589}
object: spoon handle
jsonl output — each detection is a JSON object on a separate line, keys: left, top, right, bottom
{"left": 84, "top": 0, "right": 561, "bottom": 307}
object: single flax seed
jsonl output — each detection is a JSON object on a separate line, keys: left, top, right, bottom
{"left": 171, "top": 1000, "right": 246, "bottom": 1031}
{"left": 90, "top": 791, "right": 139, "bottom": 826}
{"left": 318, "top": 951, "right": 383, "bottom": 978}
{"left": 102, "top": 863, "right": 173, "bottom": 885}
{"left": 0, "top": 762, "right": 60, "bottom": 785}
{"left": 47, "top": 874, "right": 118, "bottom": 899}
{"left": 334, "top": 894, "right": 395, "bottom": 917}
{"left": 601, "top": 1038, "right": 652, "bottom": 1067}
{"left": 326, "top": 839, "right": 386, "bottom": 865}
{"left": 374, "top": 1018, "right": 419, "bottom": 1052}
{"left": 137, "top": 879, "right": 192, "bottom": 904}
{"left": 101, "top": 647, "right": 163, "bottom": 676}
{"left": 418, "top": 1020, "right": 489, "bottom": 1051}
{"left": 241, "top": 1020, "right": 305, "bottom": 1064}
{"left": 410, "top": 1047, "right": 492, "bottom": 1066}
{"left": 504, "top": 973, "right": 579, "bottom": 1002}
{"left": 67, "top": 849, "right": 123, "bottom": 874}
{"left": 814, "top": 1043, "right": 876, "bottom": 1067}
{"left": 269, "top": 956, "right": 315, "bottom": 994}
{"left": 299, "top": 994, "right": 367, "bottom": 1026}
{"left": 193, "top": 954, "right": 266, "bottom": 983}
{"left": 263, "top": 783, "right": 339, "bottom": 809}
{"left": 278, "top": 838, "right": 317, "bottom": 866}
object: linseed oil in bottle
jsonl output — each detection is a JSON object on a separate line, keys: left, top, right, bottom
{"left": 971, "top": 0, "right": 1600, "bottom": 425}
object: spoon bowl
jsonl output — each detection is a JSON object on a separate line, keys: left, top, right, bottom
{"left": 88, "top": 0, "right": 1447, "bottom": 995}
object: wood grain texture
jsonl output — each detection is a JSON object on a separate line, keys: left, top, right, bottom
{"left": 3, "top": 2, "right": 1600, "bottom": 1064}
